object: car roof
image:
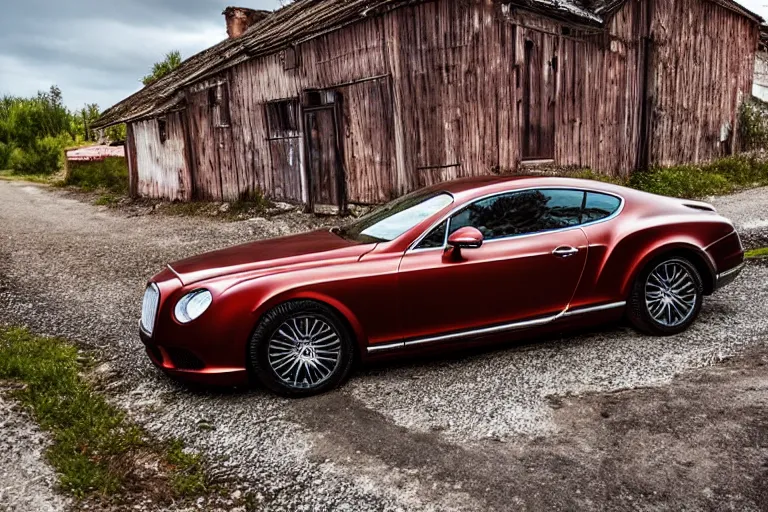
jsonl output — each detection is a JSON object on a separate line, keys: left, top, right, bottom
{"left": 434, "top": 175, "right": 629, "bottom": 200}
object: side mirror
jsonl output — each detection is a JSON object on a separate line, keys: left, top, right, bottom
{"left": 447, "top": 227, "right": 484, "bottom": 251}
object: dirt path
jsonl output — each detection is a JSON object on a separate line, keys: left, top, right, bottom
{"left": 1, "top": 181, "right": 767, "bottom": 511}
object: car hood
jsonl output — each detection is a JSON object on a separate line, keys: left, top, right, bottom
{"left": 167, "top": 229, "right": 373, "bottom": 285}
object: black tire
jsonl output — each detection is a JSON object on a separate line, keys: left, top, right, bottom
{"left": 627, "top": 256, "right": 704, "bottom": 336}
{"left": 248, "top": 300, "right": 355, "bottom": 397}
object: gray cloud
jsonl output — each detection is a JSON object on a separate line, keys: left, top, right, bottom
{"left": 0, "top": 0, "right": 280, "bottom": 112}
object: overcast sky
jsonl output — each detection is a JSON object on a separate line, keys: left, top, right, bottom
{"left": 0, "top": 0, "right": 280, "bottom": 112}
{"left": 0, "top": 0, "right": 766, "bottom": 113}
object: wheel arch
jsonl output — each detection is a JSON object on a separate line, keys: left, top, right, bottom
{"left": 625, "top": 242, "right": 717, "bottom": 297}
{"left": 247, "top": 291, "right": 368, "bottom": 365}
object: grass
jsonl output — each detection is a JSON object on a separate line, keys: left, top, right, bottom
{"left": 745, "top": 247, "right": 768, "bottom": 259}
{"left": 0, "top": 327, "right": 209, "bottom": 502}
{"left": 566, "top": 154, "right": 768, "bottom": 199}
{"left": 94, "top": 193, "right": 120, "bottom": 206}
{"left": 0, "top": 168, "right": 64, "bottom": 185}
{"left": 65, "top": 157, "right": 129, "bottom": 194}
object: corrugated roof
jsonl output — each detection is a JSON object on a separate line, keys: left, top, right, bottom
{"left": 93, "top": 0, "right": 763, "bottom": 129}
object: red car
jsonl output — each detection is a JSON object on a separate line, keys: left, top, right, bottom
{"left": 140, "top": 176, "right": 745, "bottom": 396}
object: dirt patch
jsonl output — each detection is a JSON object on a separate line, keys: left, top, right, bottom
{"left": 0, "top": 389, "right": 71, "bottom": 512}
{"left": 295, "top": 344, "right": 768, "bottom": 511}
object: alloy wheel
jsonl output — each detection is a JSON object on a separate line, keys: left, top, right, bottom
{"left": 644, "top": 261, "right": 698, "bottom": 327}
{"left": 267, "top": 315, "right": 342, "bottom": 389}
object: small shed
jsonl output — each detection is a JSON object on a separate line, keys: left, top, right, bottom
{"left": 94, "top": 0, "right": 763, "bottom": 211}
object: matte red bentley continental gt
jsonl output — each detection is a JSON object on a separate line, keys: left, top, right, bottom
{"left": 139, "top": 176, "right": 745, "bottom": 396}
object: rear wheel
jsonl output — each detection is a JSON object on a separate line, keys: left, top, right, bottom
{"left": 628, "top": 256, "right": 704, "bottom": 335}
{"left": 248, "top": 300, "right": 355, "bottom": 397}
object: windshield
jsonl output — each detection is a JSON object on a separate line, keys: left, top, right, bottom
{"left": 336, "top": 191, "right": 454, "bottom": 243}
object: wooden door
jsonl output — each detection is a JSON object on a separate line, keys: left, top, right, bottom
{"left": 304, "top": 107, "right": 343, "bottom": 209}
{"left": 522, "top": 32, "right": 557, "bottom": 160}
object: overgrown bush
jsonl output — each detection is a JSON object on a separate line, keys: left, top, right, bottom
{"left": 566, "top": 168, "right": 625, "bottom": 185}
{"left": 628, "top": 165, "right": 732, "bottom": 197}
{"left": 65, "top": 157, "right": 129, "bottom": 193}
{"left": 0, "top": 141, "right": 13, "bottom": 170}
{"left": 569, "top": 155, "right": 768, "bottom": 199}
{"left": 9, "top": 136, "right": 66, "bottom": 175}
{"left": 739, "top": 97, "right": 768, "bottom": 151}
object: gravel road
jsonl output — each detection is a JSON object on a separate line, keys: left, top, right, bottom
{"left": 1, "top": 181, "right": 767, "bottom": 511}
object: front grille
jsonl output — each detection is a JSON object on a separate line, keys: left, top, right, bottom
{"left": 165, "top": 347, "right": 205, "bottom": 370}
{"left": 140, "top": 283, "right": 160, "bottom": 336}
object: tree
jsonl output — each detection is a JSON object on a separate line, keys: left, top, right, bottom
{"left": 142, "top": 51, "right": 183, "bottom": 86}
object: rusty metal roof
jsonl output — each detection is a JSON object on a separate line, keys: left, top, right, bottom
{"left": 93, "top": 0, "right": 763, "bottom": 129}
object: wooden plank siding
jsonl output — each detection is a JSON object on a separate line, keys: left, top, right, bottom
{"left": 648, "top": 0, "right": 759, "bottom": 165}
{"left": 127, "top": 0, "right": 760, "bottom": 205}
{"left": 130, "top": 113, "right": 192, "bottom": 201}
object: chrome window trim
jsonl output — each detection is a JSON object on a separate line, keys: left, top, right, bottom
{"left": 366, "top": 301, "right": 627, "bottom": 353}
{"left": 407, "top": 187, "right": 625, "bottom": 253}
{"left": 411, "top": 219, "right": 450, "bottom": 252}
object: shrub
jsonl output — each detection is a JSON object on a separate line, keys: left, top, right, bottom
{"left": 628, "top": 165, "right": 732, "bottom": 198}
{"left": 65, "top": 156, "right": 129, "bottom": 193}
{"left": 0, "top": 141, "right": 13, "bottom": 170}
{"left": 565, "top": 168, "right": 626, "bottom": 185}
{"left": 739, "top": 97, "right": 768, "bottom": 151}
{"left": 570, "top": 154, "right": 768, "bottom": 199}
{"left": 9, "top": 135, "right": 65, "bottom": 175}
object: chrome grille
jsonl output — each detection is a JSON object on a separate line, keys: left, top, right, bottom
{"left": 140, "top": 283, "right": 160, "bottom": 336}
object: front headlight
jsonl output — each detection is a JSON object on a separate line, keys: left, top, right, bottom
{"left": 141, "top": 283, "right": 160, "bottom": 335}
{"left": 174, "top": 289, "right": 213, "bottom": 323}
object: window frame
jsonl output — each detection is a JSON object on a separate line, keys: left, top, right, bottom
{"left": 414, "top": 219, "right": 449, "bottom": 250}
{"left": 210, "top": 82, "right": 231, "bottom": 128}
{"left": 265, "top": 98, "right": 300, "bottom": 140}
{"left": 408, "top": 187, "right": 625, "bottom": 253}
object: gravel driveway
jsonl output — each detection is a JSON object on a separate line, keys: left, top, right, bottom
{"left": 1, "top": 181, "right": 767, "bottom": 511}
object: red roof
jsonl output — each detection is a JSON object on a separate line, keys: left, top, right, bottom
{"left": 66, "top": 145, "right": 125, "bottom": 162}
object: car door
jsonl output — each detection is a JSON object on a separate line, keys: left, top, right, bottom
{"left": 397, "top": 189, "right": 589, "bottom": 341}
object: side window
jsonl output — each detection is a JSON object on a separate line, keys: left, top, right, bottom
{"left": 416, "top": 221, "right": 447, "bottom": 249}
{"left": 449, "top": 189, "right": 585, "bottom": 240}
{"left": 583, "top": 192, "right": 621, "bottom": 223}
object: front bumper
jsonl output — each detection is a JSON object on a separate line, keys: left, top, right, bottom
{"left": 139, "top": 328, "right": 248, "bottom": 386}
{"left": 714, "top": 261, "right": 746, "bottom": 291}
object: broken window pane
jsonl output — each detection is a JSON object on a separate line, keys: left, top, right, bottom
{"left": 266, "top": 99, "right": 299, "bottom": 138}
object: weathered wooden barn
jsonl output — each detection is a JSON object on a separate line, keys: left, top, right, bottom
{"left": 94, "top": 0, "right": 762, "bottom": 211}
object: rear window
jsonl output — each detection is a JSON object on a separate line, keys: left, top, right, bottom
{"left": 582, "top": 192, "right": 621, "bottom": 223}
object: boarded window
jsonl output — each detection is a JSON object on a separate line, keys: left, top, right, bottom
{"left": 265, "top": 99, "right": 299, "bottom": 139}
{"left": 209, "top": 83, "right": 231, "bottom": 128}
{"left": 283, "top": 46, "right": 300, "bottom": 70}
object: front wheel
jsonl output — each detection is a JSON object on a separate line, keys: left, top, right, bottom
{"left": 627, "top": 256, "right": 704, "bottom": 336}
{"left": 248, "top": 300, "right": 355, "bottom": 397}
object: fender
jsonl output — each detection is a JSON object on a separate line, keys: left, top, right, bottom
{"left": 621, "top": 241, "right": 717, "bottom": 298}
{"left": 250, "top": 288, "right": 370, "bottom": 357}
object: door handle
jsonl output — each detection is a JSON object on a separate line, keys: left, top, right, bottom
{"left": 552, "top": 246, "right": 579, "bottom": 258}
